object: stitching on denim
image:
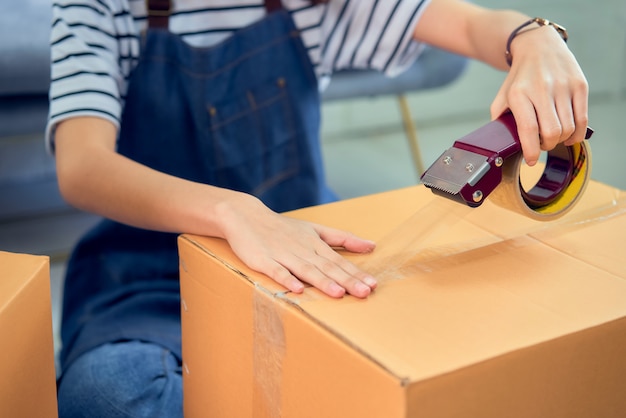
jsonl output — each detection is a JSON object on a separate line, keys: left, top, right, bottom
{"left": 252, "top": 84, "right": 301, "bottom": 196}
{"left": 209, "top": 91, "right": 287, "bottom": 131}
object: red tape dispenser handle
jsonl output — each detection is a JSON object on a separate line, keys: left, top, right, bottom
{"left": 420, "top": 112, "right": 593, "bottom": 218}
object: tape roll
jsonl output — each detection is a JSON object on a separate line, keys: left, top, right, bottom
{"left": 489, "top": 140, "right": 592, "bottom": 221}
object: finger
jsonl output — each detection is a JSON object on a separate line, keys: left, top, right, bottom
{"left": 287, "top": 245, "right": 374, "bottom": 298}
{"left": 508, "top": 95, "right": 541, "bottom": 166}
{"left": 554, "top": 94, "right": 576, "bottom": 145}
{"left": 564, "top": 81, "right": 590, "bottom": 146}
{"left": 313, "top": 246, "right": 378, "bottom": 294}
{"left": 287, "top": 257, "right": 347, "bottom": 298}
{"left": 311, "top": 224, "right": 379, "bottom": 295}
{"left": 263, "top": 229, "right": 376, "bottom": 299}
{"left": 536, "top": 74, "right": 579, "bottom": 149}
{"left": 263, "top": 259, "right": 306, "bottom": 294}
{"left": 246, "top": 246, "right": 350, "bottom": 298}
{"left": 564, "top": 118, "right": 588, "bottom": 146}
{"left": 315, "top": 224, "right": 376, "bottom": 254}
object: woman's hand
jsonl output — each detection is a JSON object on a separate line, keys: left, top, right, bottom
{"left": 215, "top": 193, "right": 378, "bottom": 299}
{"left": 490, "top": 25, "right": 590, "bottom": 166}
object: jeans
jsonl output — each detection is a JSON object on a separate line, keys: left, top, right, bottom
{"left": 57, "top": 341, "right": 183, "bottom": 418}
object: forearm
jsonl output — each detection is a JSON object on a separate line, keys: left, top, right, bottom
{"left": 413, "top": 0, "right": 535, "bottom": 70}
{"left": 54, "top": 117, "right": 378, "bottom": 298}
{"left": 54, "top": 116, "right": 253, "bottom": 237}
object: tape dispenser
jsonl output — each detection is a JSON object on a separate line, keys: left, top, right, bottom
{"left": 420, "top": 112, "right": 594, "bottom": 219}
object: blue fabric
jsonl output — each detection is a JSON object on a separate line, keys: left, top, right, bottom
{"left": 57, "top": 341, "right": 183, "bottom": 418}
{"left": 58, "top": 9, "right": 332, "bottom": 416}
{"left": 322, "top": 46, "right": 468, "bottom": 101}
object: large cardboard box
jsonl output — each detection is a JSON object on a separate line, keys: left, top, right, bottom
{"left": 0, "top": 252, "right": 58, "bottom": 418}
{"left": 179, "top": 180, "right": 626, "bottom": 418}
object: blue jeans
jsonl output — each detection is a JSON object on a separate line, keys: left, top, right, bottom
{"left": 57, "top": 341, "right": 183, "bottom": 418}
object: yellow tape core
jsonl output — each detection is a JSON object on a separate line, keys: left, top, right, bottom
{"left": 531, "top": 141, "right": 591, "bottom": 215}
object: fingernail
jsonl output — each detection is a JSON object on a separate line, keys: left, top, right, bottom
{"left": 363, "top": 276, "right": 378, "bottom": 289}
{"left": 329, "top": 282, "right": 345, "bottom": 296}
{"left": 355, "top": 282, "right": 371, "bottom": 295}
{"left": 291, "top": 281, "right": 304, "bottom": 293}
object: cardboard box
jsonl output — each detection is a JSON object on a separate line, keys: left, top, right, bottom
{"left": 179, "top": 180, "right": 626, "bottom": 418}
{"left": 0, "top": 252, "right": 58, "bottom": 418}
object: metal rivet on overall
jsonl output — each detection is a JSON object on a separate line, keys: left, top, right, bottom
{"left": 208, "top": 106, "right": 217, "bottom": 117}
{"left": 465, "top": 163, "right": 474, "bottom": 172}
{"left": 472, "top": 190, "right": 483, "bottom": 202}
{"left": 277, "top": 77, "right": 286, "bottom": 88}
{"left": 495, "top": 157, "right": 504, "bottom": 167}
{"left": 443, "top": 156, "right": 452, "bottom": 165}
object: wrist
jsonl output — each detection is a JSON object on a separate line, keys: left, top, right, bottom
{"left": 505, "top": 17, "right": 568, "bottom": 66}
{"left": 212, "top": 190, "right": 268, "bottom": 239}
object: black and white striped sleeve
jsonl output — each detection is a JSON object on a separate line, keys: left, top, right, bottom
{"left": 47, "top": 0, "right": 136, "bottom": 152}
{"left": 317, "top": 0, "right": 431, "bottom": 77}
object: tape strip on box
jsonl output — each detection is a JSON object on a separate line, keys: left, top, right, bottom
{"left": 253, "top": 289, "right": 286, "bottom": 417}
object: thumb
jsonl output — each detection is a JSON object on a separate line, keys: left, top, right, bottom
{"left": 315, "top": 224, "right": 376, "bottom": 254}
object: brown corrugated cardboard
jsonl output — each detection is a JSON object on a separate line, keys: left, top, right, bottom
{"left": 0, "top": 252, "right": 58, "bottom": 418}
{"left": 179, "top": 180, "right": 626, "bottom": 418}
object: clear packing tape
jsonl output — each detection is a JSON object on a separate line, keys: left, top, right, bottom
{"left": 357, "top": 113, "right": 626, "bottom": 283}
{"left": 356, "top": 184, "right": 626, "bottom": 284}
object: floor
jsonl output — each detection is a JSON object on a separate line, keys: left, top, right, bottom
{"left": 2, "top": 61, "right": 625, "bottom": 365}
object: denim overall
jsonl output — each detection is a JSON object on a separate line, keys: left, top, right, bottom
{"left": 57, "top": 1, "right": 331, "bottom": 415}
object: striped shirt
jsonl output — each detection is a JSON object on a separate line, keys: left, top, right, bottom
{"left": 47, "top": 0, "right": 431, "bottom": 149}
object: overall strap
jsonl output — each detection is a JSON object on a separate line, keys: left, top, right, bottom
{"left": 146, "top": 0, "right": 172, "bottom": 29}
{"left": 146, "top": 0, "right": 330, "bottom": 28}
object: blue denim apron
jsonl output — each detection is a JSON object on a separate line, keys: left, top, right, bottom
{"left": 60, "top": 3, "right": 334, "bottom": 369}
